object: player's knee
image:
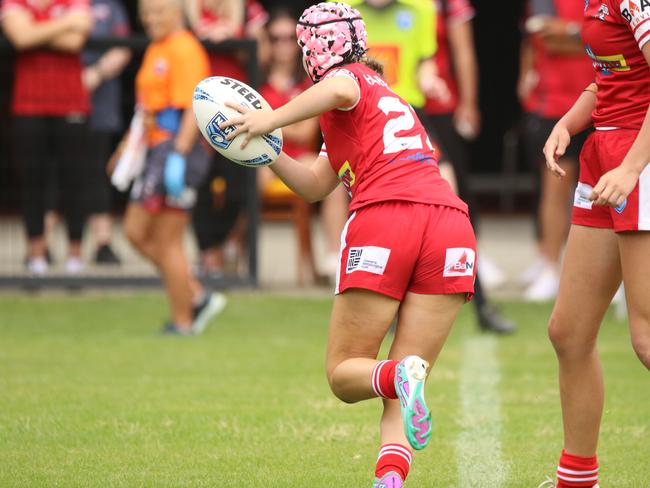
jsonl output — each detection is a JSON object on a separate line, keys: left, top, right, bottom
{"left": 124, "top": 220, "right": 146, "bottom": 250}
{"left": 630, "top": 322, "right": 650, "bottom": 371}
{"left": 548, "top": 314, "right": 596, "bottom": 358}
{"left": 326, "top": 364, "right": 358, "bottom": 404}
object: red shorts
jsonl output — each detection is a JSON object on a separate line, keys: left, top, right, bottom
{"left": 572, "top": 129, "right": 650, "bottom": 232}
{"left": 335, "top": 201, "right": 476, "bottom": 301}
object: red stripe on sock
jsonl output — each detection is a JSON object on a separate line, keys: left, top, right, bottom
{"left": 371, "top": 360, "right": 398, "bottom": 399}
{"left": 376, "top": 443, "right": 412, "bottom": 480}
{"left": 556, "top": 449, "right": 599, "bottom": 488}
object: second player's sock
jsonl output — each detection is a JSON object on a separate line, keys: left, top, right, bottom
{"left": 556, "top": 449, "right": 598, "bottom": 487}
{"left": 375, "top": 443, "right": 412, "bottom": 481}
{"left": 371, "top": 360, "right": 398, "bottom": 399}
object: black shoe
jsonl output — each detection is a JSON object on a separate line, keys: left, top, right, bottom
{"left": 95, "top": 244, "right": 121, "bottom": 265}
{"left": 476, "top": 303, "right": 516, "bottom": 335}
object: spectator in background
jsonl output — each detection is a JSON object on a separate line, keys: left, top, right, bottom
{"left": 122, "top": 0, "right": 224, "bottom": 335}
{"left": 1, "top": 0, "right": 93, "bottom": 275}
{"left": 348, "top": 0, "right": 514, "bottom": 334}
{"left": 422, "top": 0, "right": 514, "bottom": 332}
{"left": 186, "top": 0, "right": 269, "bottom": 277}
{"left": 82, "top": 0, "right": 131, "bottom": 265}
{"left": 519, "top": 0, "right": 593, "bottom": 301}
{"left": 259, "top": 7, "right": 348, "bottom": 278}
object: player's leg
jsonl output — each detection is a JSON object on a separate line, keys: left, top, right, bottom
{"left": 325, "top": 288, "right": 401, "bottom": 403}
{"left": 548, "top": 225, "right": 620, "bottom": 487}
{"left": 526, "top": 156, "right": 578, "bottom": 301}
{"left": 123, "top": 203, "right": 159, "bottom": 264}
{"left": 370, "top": 292, "right": 464, "bottom": 485}
{"left": 150, "top": 209, "right": 195, "bottom": 331}
{"left": 618, "top": 231, "right": 650, "bottom": 371}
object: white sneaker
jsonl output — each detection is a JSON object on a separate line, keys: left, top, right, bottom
{"left": 536, "top": 476, "right": 555, "bottom": 488}
{"left": 27, "top": 256, "right": 48, "bottom": 275}
{"left": 65, "top": 257, "right": 84, "bottom": 275}
{"left": 477, "top": 254, "right": 506, "bottom": 289}
{"left": 524, "top": 264, "right": 560, "bottom": 302}
{"left": 191, "top": 292, "right": 227, "bottom": 335}
{"left": 519, "top": 254, "right": 549, "bottom": 286}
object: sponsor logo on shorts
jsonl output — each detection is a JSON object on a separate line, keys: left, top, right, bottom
{"left": 206, "top": 112, "right": 234, "bottom": 149}
{"left": 443, "top": 248, "right": 475, "bottom": 277}
{"left": 574, "top": 182, "right": 594, "bottom": 210}
{"left": 346, "top": 246, "right": 391, "bottom": 275}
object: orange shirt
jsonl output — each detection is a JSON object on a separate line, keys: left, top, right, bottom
{"left": 136, "top": 29, "right": 209, "bottom": 146}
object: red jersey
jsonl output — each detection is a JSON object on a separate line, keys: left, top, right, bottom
{"left": 260, "top": 77, "right": 314, "bottom": 159}
{"left": 583, "top": 0, "right": 650, "bottom": 129}
{"left": 525, "top": 0, "right": 594, "bottom": 118}
{"left": 2, "top": 0, "right": 90, "bottom": 116}
{"left": 319, "top": 63, "right": 467, "bottom": 214}
{"left": 425, "top": 0, "right": 475, "bottom": 115}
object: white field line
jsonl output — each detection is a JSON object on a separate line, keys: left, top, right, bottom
{"left": 455, "top": 335, "right": 507, "bottom": 487}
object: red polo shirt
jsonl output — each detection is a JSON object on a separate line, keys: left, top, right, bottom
{"left": 2, "top": 0, "right": 90, "bottom": 116}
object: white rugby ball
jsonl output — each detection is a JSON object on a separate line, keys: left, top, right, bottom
{"left": 193, "top": 76, "right": 283, "bottom": 167}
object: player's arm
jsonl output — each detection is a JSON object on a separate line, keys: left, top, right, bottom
{"left": 221, "top": 76, "right": 359, "bottom": 147}
{"left": 448, "top": 18, "right": 480, "bottom": 137}
{"left": 269, "top": 152, "right": 340, "bottom": 203}
{"left": 543, "top": 83, "right": 597, "bottom": 177}
{"left": 590, "top": 44, "right": 650, "bottom": 207}
{"left": 537, "top": 18, "right": 584, "bottom": 55}
{"left": 0, "top": 7, "right": 85, "bottom": 50}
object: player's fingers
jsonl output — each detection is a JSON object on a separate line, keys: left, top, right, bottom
{"left": 225, "top": 101, "right": 247, "bottom": 113}
{"left": 555, "top": 135, "right": 569, "bottom": 159}
{"left": 226, "top": 125, "right": 247, "bottom": 140}
{"left": 615, "top": 194, "right": 626, "bottom": 208}
{"left": 597, "top": 185, "right": 614, "bottom": 206}
{"left": 240, "top": 133, "right": 252, "bottom": 149}
{"left": 219, "top": 116, "right": 242, "bottom": 130}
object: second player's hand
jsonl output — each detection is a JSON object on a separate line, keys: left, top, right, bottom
{"left": 543, "top": 123, "right": 570, "bottom": 177}
{"left": 220, "top": 102, "right": 275, "bottom": 149}
{"left": 590, "top": 165, "right": 639, "bottom": 207}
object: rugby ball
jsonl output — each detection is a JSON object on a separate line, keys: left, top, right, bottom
{"left": 193, "top": 76, "right": 283, "bottom": 167}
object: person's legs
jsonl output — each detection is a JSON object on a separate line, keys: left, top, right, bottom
{"left": 53, "top": 117, "right": 89, "bottom": 262}
{"left": 548, "top": 225, "right": 621, "bottom": 487}
{"left": 326, "top": 288, "right": 401, "bottom": 403}
{"left": 382, "top": 292, "right": 464, "bottom": 444}
{"left": 618, "top": 232, "right": 650, "bottom": 371}
{"left": 14, "top": 117, "right": 48, "bottom": 262}
{"left": 149, "top": 210, "right": 196, "bottom": 329}
{"left": 525, "top": 158, "right": 578, "bottom": 301}
{"left": 124, "top": 203, "right": 158, "bottom": 263}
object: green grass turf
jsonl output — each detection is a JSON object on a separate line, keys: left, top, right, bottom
{"left": 0, "top": 293, "right": 648, "bottom": 487}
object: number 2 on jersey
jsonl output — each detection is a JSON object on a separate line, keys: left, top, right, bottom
{"left": 378, "top": 96, "right": 434, "bottom": 155}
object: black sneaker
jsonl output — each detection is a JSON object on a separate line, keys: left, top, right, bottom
{"left": 476, "top": 303, "right": 516, "bottom": 335}
{"left": 191, "top": 292, "right": 227, "bottom": 335}
{"left": 95, "top": 244, "right": 121, "bottom": 265}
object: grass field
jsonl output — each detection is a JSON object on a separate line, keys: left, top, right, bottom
{"left": 0, "top": 292, "right": 648, "bottom": 487}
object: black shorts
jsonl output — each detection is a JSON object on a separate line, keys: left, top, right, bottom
{"left": 130, "top": 140, "right": 211, "bottom": 212}
{"left": 523, "top": 113, "right": 591, "bottom": 169}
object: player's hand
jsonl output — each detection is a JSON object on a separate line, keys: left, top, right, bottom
{"left": 82, "top": 66, "right": 102, "bottom": 93}
{"left": 419, "top": 74, "right": 451, "bottom": 104}
{"left": 589, "top": 165, "right": 639, "bottom": 207}
{"left": 453, "top": 103, "right": 480, "bottom": 140}
{"left": 220, "top": 102, "right": 275, "bottom": 149}
{"left": 164, "top": 151, "right": 186, "bottom": 199}
{"left": 542, "top": 123, "right": 571, "bottom": 177}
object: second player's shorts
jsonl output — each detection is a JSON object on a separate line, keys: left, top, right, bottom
{"left": 130, "top": 139, "right": 211, "bottom": 212}
{"left": 336, "top": 201, "right": 476, "bottom": 301}
{"left": 572, "top": 129, "right": 650, "bottom": 232}
{"left": 523, "top": 113, "right": 590, "bottom": 168}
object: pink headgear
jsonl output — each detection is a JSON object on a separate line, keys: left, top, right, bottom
{"left": 296, "top": 2, "right": 368, "bottom": 82}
